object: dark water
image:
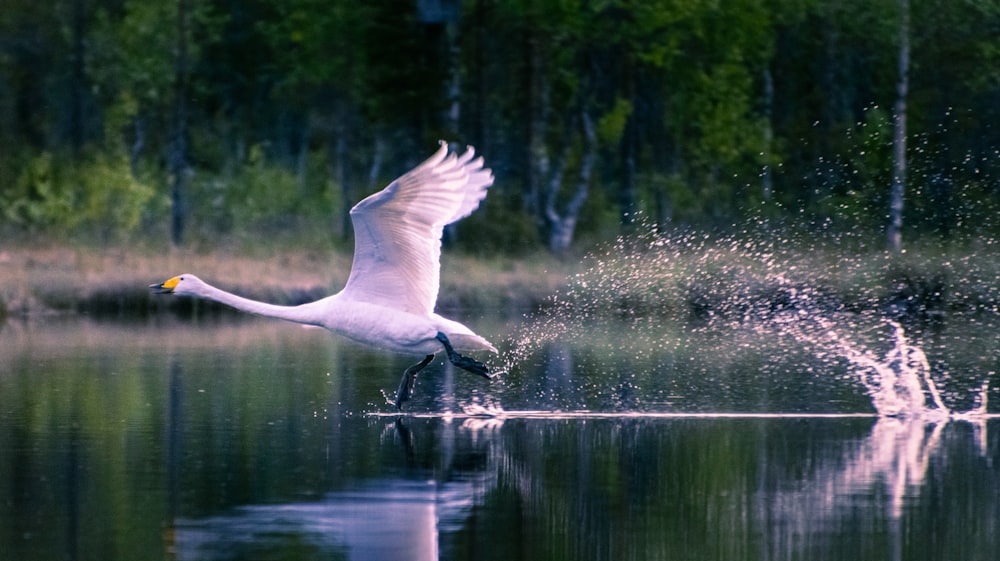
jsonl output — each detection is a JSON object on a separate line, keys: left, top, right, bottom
{"left": 1, "top": 317, "right": 998, "bottom": 561}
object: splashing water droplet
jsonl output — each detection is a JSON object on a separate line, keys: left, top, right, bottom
{"left": 496, "top": 215, "right": 995, "bottom": 417}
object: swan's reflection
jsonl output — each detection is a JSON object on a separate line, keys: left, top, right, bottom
{"left": 169, "top": 414, "right": 993, "bottom": 561}
{"left": 173, "top": 476, "right": 484, "bottom": 561}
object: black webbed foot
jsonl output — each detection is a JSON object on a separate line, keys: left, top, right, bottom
{"left": 436, "top": 332, "right": 491, "bottom": 379}
{"left": 395, "top": 354, "right": 434, "bottom": 410}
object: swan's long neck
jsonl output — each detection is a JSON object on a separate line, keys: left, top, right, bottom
{"left": 196, "top": 282, "right": 327, "bottom": 326}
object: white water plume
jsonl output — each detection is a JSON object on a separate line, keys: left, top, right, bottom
{"left": 777, "top": 314, "right": 947, "bottom": 417}
{"left": 496, "top": 221, "right": 995, "bottom": 417}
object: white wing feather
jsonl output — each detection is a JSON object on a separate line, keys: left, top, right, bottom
{"left": 342, "top": 141, "right": 494, "bottom": 315}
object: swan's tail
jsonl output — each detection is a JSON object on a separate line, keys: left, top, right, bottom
{"left": 447, "top": 332, "right": 498, "bottom": 354}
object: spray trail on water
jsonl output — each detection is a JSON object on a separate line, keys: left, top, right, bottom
{"left": 496, "top": 221, "right": 995, "bottom": 417}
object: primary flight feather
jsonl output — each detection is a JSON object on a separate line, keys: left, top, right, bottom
{"left": 151, "top": 141, "right": 496, "bottom": 409}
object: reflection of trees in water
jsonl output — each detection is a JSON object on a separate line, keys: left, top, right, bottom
{"left": 170, "top": 415, "right": 997, "bottom": 561}
{"left": 759, "top": 418, "right": 966, "bottom": 535}
{"left": 480, "top": 416, "right": 997, "bottom": 561}
{"left": 754, "top": 418, "right": 992, "bottom": 561}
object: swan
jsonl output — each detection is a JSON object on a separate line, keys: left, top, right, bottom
{"left": 151, "top": 141, "right": 497, "bottom": 409}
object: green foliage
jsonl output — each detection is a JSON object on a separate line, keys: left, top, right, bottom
{"left": 2, "top": 0, "right": 1000, "bottom": 251}
{"left": 90, "top": 0, "right": 176, "bottom": 107}
{"left": 191, "top": 147, "right": 335, "bottom": 244}
{"left": 202, "top": 146, "right": 305, "bottom": 232}
{"left": 1, "top": 151, "right": 158, "bottom": 241}
{"left": 78, "top": 152, "right": 160, "bottom": 240}
{"left": 454, "top": 197, "right": 541, "bottom": 256}
{"left": 3, "top": 153, "right": 75, "bottom": 229}
{"left": 596, "top": 98, "right": 632, "bottom": 146}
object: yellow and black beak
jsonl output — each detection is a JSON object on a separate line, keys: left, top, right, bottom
{"left": 149, "top": 276, "right": 180, "bottom": 294}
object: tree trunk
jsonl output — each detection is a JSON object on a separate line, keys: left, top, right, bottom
{"left": 445, "top": 21, "right": 461, "bottom": 135}
{"left": 169, "top": 0, "right": 190, "bottom": 246}
{"left": 367, "top": 133, "right": 386, "bottom": 192}
{"left": 129, "top": 114, "right": 145, "bottom": 176}
{"left": 68, "top": 0, "right": 87, "bottom": 157}
{"left": 887, "top": 0, "right": 910, "bottom": 253}
{"left": 762, "top": 67, "right": 774, "bottom": 201}
{"left": 545, "top": 108, "right": 596, "bottom": 254}
{"left": 620, "top": 61, "right": 637, "bottom": 225}
{"left": 331, "top": 123, "right": 351, "bottom": 239}
{"left": 295, "top": 119, "right": 310, "bottom": 196}
{"left": 471, "top": 0, "right": 488, "bottom": 151}
{"left": 526, "top": 33, "right": 549, "bottom": 226}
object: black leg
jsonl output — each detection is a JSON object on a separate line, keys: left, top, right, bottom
{"left": 436, "top": 332, "right": 491, "bottom": 379}
{"left": 395, "top": 354, "right": 434, "bottom": 410}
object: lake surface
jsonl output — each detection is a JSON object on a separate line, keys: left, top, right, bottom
{"left": 1, "top": 316, "right": 998, "bottom": 561}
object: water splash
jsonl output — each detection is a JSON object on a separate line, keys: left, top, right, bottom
{"left": 763, "top": 274, "right": 993, "bottom": 419}
{"left": 836, "top": 321, "right": 947, "bottom": 417}
{"left": 779, "top": 314, "right": 974, "bottom": 418}
{"left": 499, "top": 219, "right": 996, "bottom": 417}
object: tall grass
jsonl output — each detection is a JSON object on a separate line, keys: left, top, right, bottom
{"left": 0, "top": 243, "right": 576, "bottom": 320}
{"left": 3, "top": 231, "right": 999, "bottom": 323}
{"left": 0, "top": 244, "right": 343, "bottom": 318}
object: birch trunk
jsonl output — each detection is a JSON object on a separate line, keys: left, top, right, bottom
{"left": 887, "top": 0, "right": 910, "bottom": 253}
{"left": 762, "top": 67, "right": 774, "bottom": 201}
{"left": 526, "top": 34, "right": 549, "bottom": 224}
{"left": 545, "top": 108, "right": 596, "bottom": 254}
{"left": 169, "top": 0, "right": 190, "bottom": 247}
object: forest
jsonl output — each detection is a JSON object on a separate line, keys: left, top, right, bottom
{"left": 1, "top": 0, "right": 1000, "bottom": 255}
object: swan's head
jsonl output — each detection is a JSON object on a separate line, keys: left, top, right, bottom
{"left": 150, "top": 274, "right": 206, "bottom": 296}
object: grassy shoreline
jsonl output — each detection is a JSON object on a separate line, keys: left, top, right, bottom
{"left": 0, "top": 244, "right": 576, "bottom": 321}
{"left": 3, "top": 238, "right": 998, "bottom": 326}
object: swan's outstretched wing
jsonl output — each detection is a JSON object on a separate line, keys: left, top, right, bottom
{"left": 341, "top": 141, "right": 493, "bottom": 315}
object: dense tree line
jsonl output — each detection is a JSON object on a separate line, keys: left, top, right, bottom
{"left": 1, "top": 0, "right": 999, "bottom": 253}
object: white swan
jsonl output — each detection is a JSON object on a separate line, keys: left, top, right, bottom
{"left": 151, "top": 141, "right": 497, "bottom": 409}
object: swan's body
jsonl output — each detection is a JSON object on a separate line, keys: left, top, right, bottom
{"left": 152, "top": 141, "right": 496, "bottom": 408}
